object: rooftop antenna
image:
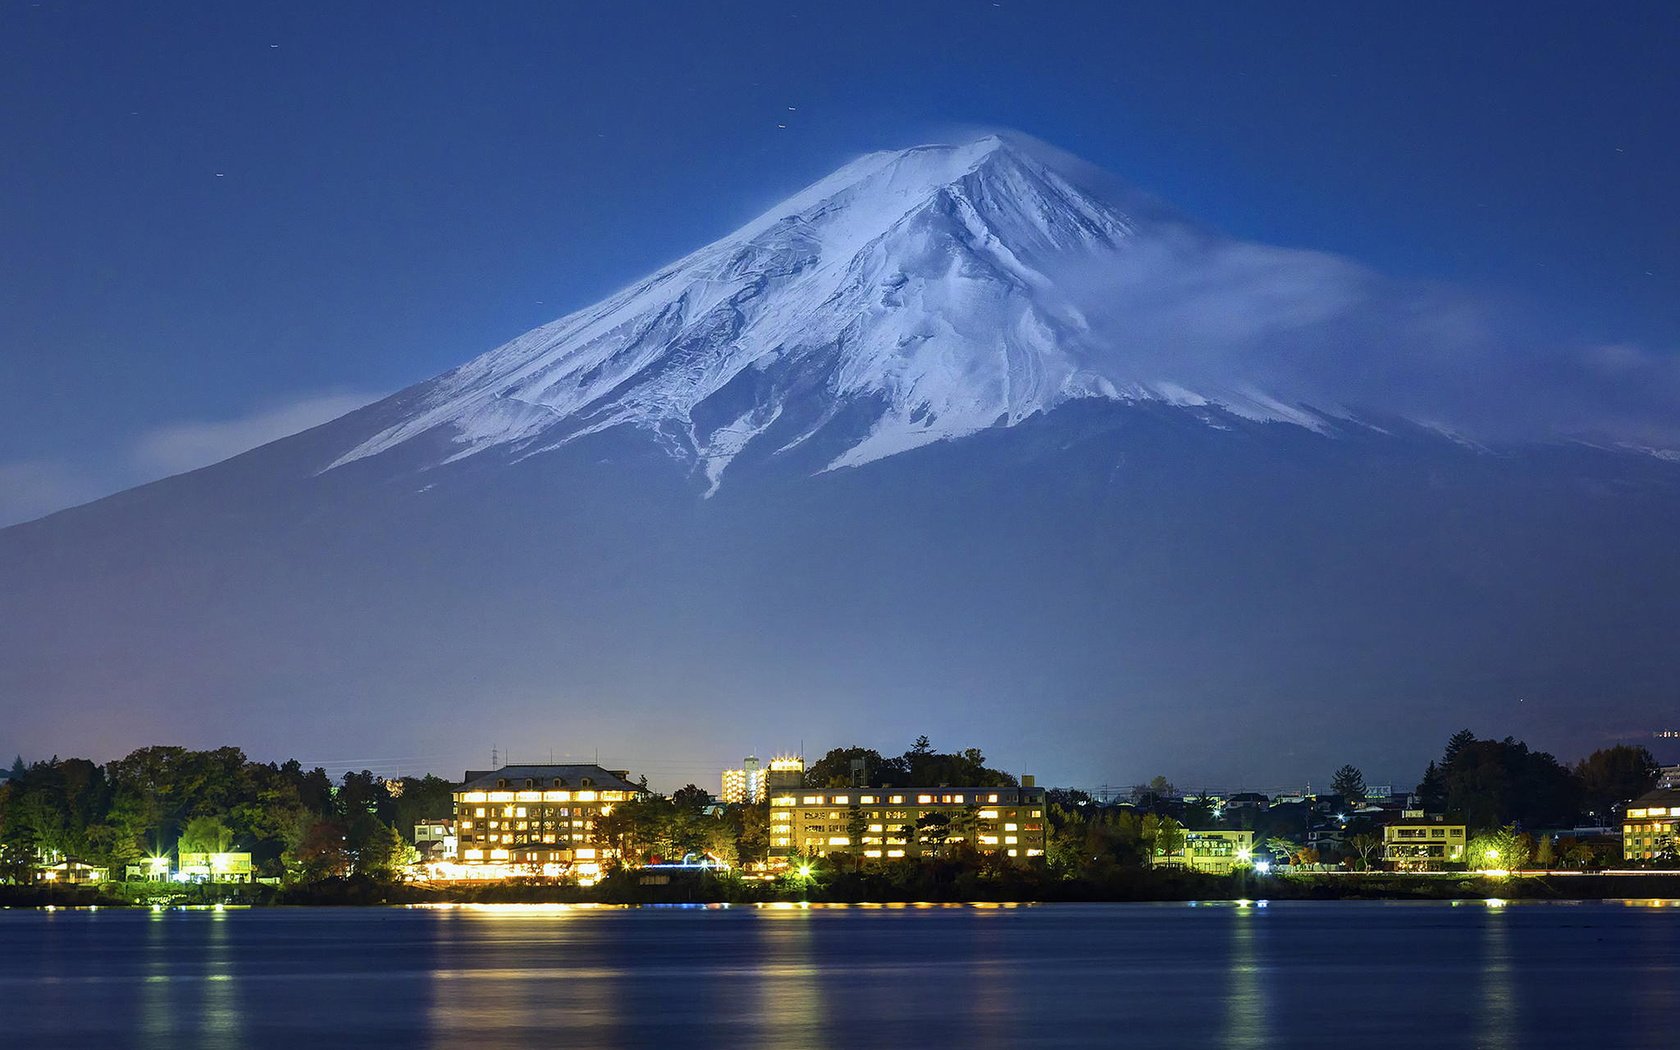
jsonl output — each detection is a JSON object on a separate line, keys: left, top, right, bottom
{"left": 491, "top": 746, "right": 498, "bottom": 768}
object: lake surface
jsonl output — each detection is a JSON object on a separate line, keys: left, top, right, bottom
{"left": 4, "top": 900, "right": 1678, "bottom": 1048}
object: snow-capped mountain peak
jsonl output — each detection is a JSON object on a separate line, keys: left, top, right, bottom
{"left": 326, "top": 135, "right": 1304, "bottom": 489}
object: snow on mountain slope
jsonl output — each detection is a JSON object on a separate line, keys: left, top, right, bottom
{"left": 328, "top": 134, "right": 1327, "bottom": 490}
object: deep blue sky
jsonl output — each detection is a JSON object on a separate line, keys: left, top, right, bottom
{"left": 2, "top": 1, "right": 1676, "bottom": 522}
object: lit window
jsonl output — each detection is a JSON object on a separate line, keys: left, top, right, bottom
{"left": 516, "top": 791, "right": 541, "bottom": 802}
{"left": 861, "top": 795, "right": 878, "bottom": 804}
{"left": 889, "top": 795, "right": 905, "bottom": 804}
{"left": 488, "top": 791, "right": 513, "bottom": 803}
{"left": 463, "top": 792, "right": 488, "bottom": 803}
{"left": 887, "top": 849, "right": 905, "bottom": 858}
{"left": 1004, "top": 823, "right": 1018, "bottom": 832}
{"left": 828, "top": 836, "right": 850, "bottom": 847}
{"left": 601, "top": 791, "right": 625, "bottom": 802}
{"left": 490, "top": 849, "right": 509, "bottom": 860}
{"left": 1005, "top": 836, "right": 1018, "bottom": 845}
{"left": 772, "top": 796, "right": 795, "bottom": 807}
{"left": 833, "top": 795, "right": 850, "bottom": 805}
{"left": 544, "top": 790, "right": 571, "bottom": 802}
{"left": 802, "top": 795, "right": 823, "bottom": 805}
{"left": 987, "top": 794, "right": 999, "bottom": 803}
{"left": 574, "top": 791, "right": 598, "bottom": 803}
{"left": 980, "top": 836, "right": 1000, "bottom": 845}
{"left": 864, "top": 850, "right": 883, "bottom": 858}
{"left": 917, "top": 795, "right": 934, "bottom": 805}
{"left": 474, "top": 808, "right": 486, "bottom": 818}
{"left": 867, "top": 824, "right": 884, "bottom": 832}
{"left": 574, "top": 848, "right": 597, "bottom": 859}
{"left": 462, "top": 849, "right": 484, "bottom": 861}
{"left": 1007, "top": 849, "right": 1018, "bottom": 857}
{"left": 978, "top": 809, "right": 999, "bottom": 819}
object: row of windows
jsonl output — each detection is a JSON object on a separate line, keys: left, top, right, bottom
{"left": 464, "top": 805, "right": 604, "bottom": 820}
{"left": 459, "top": 789, "right": 625, "bottom": 804}
{"left": 777, "top": 793, "right": 1028, "bottom": 807}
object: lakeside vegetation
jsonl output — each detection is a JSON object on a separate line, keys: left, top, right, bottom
{"left": 0, "top": 732, "right": 1671, "bottom": 907}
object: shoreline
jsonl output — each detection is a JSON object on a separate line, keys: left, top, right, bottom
{"left": 11, "top": 871, "right": 1680, "bottom": 909}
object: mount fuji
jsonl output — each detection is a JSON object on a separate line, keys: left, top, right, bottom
{"left": 4, "top": 135, "right": 1678, "bottom": 785}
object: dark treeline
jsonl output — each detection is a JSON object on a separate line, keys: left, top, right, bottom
{"left": 0, "top": 732, "right": 1667, "bottom": 894}
{"left": 0, "top": 747, "right": 455, "bottom": 881}
{"left": 802, "top": 736, "right": 1018, "bottom": 789}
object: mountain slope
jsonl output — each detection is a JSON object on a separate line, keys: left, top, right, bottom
{"left": 2, "top": 136, "right": 1678, "bottom": 786}
{"left": 325, "top": 135, "right": 1327, "bottom": 493}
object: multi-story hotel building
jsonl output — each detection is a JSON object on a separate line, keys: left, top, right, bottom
{"left": 1152, "top": 829, "right": 1256, "bottom": 874}
{"left": 453, "top": 764, "right": 643, "bottom": 880}
{"left": 770, "top": 778, "right": 1047, "bottom": 862}
{"left": 1382, "top": 809, "right": 1467, "bottom": 870}
{"left": 1623, "top": 788, "right": 1680, "bottom": 861}
{"left": 722, "top": 754, "right": 805, "bottom": 804}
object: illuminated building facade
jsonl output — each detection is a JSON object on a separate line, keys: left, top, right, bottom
{"left": 722, "top": 754, "right": 804, "bottom": 804}
{"left": 770, "top": 778, "right": 1047, "bottom": 862}
{"left": 721, "top": 756, "right": 765, "bottom": 804}
{"left": 1623, "top": 788, "right": 1680, "bottom": 861}
{"left": 1152, "top": 830, "right": 1256, "bottom": 874}
{"left": 452, "top": 764, "right": 643, "bottom": 880}
{"left": 177, "top": 851, "right": 254, "bottom": 882}
{"left": 414, "top": 819, "right": 456, "bottom": 861}
{"left": 1382, "top": 810, "right": 1467, "bottom": 870}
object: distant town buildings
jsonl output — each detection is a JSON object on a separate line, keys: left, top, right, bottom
{"left": 452, "top": 764, "right": 643, "bottom": 881}
{"left": 719, "top": 754, "right": 804, "bottom": 804}
{"left": 771, "top": 778, "right": 1047, "bottom": 861}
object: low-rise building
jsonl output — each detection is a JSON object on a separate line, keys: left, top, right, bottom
{"left": 1153, "top": 829, "right": 1256, "bottom": 874}
{"left": 453, "top": 764, "right": 644, "bottom": 880}
{"left": 37, "top": 859, "right": 108, "bottom": 884}
{"left": 1623, "top": 788, "right": 1680, "bottom": 862}
{"left": 1383, "top": 810, "right": 1467, "bottom": 870}
{"left": 414, "top": 818, "right": 456, "bottom": 861}
{"left": 177, "top": 851, "right": 253, "bottom": 882}
{"left": 771, "top": 779, "right": 1047, "bottom": 863}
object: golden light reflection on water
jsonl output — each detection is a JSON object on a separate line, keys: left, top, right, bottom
{"left": 1477, "top": 902, "right": 1515, "bottom": 1050}
{"left": 756, "top": 905, "right": 829, "bottom": 1049}
{"left": 198, "top": 906, "right": 244, "bottom": 1048}
{"left": 1223, "top": 905, "right": 1266, "bottom": 1049}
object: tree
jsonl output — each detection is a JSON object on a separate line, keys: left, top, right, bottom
{"left": 178, "top": 815, "right": 234, "bottom": 854}
{"left": 1346, "top": 832, "right": 1384, "bottom": 870}
{"left": 1533, "top": 834, "right": 1555, "bottom": 868}
{"left": 670, "top": 784, "right": 712, "bottom": 812}
{"left": 1142, "top": 813, "right": 1184, "bottom": 862}
{"left": 296, "top": 820, "right": 351, "bottom": 880}
{"left": 1468, "top": 825, "right": 1531, "bottom": 872}
{"left": 1443, "top": 729, "right": 1476, "bottom": 767}
{"left": 1415, "top": 761, "right": 1447, "bottom": 811}
{"left": 1441, "top": 735, "right": 1579, "bottom": 831}
{"left": 916, "top": 812, "right": 951, "bottom": 855}
{"left": 1575, "top": 746, "right": 1660, "bottom": 822}
{"left": 1330, "top": 765, "right": 1367, "bottom": 807}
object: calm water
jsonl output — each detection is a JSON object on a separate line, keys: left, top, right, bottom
{"left": 4, "top": 900, "right": 1679, "bottom": 1048}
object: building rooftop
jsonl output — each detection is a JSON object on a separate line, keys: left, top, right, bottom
{"left": 1627, "top": 788, "right": 1680, "bottom": 810}
{"left": 458, "top": 764, "right": 642, "bottom": 793}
